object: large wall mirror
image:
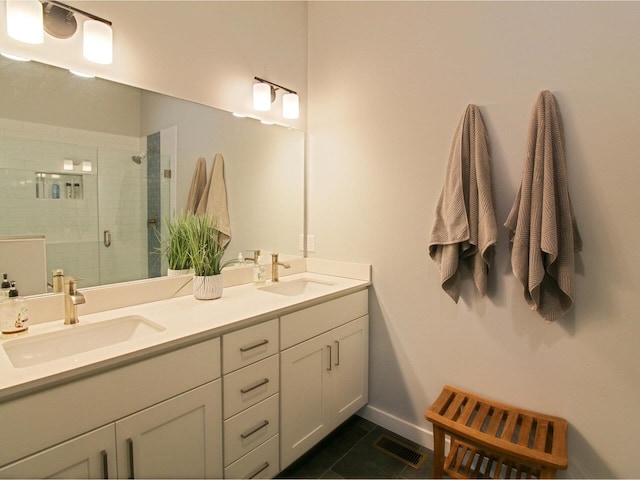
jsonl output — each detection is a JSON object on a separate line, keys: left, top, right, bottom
{"left": 0, "top": 56, "right": 304, "bottom": 295}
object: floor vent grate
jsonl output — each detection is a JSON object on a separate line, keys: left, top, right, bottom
{"left": 373, "top": 434, "right": 427, "bottom": 469}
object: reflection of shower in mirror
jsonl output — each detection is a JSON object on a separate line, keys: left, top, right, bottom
{"left": 132, "top": 146, "right": 158, "bottom": 164}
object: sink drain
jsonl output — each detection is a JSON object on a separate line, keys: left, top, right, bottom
{"left": 373, "top": 434, "right": 427, "bottom": 469}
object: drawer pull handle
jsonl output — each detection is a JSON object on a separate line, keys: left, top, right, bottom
{"left": 241, "top": 378, "right": 270, "bottom": 394}
{"left": 327, "top": 345, "right": 332, "bottom": 371}
{"left": 335, "top": 340, "right": 340, "bottom": 366}
{"left": 241, "top": 420, "right": 270, "bottom": 439}
{"left": 240, "top": 339, "right": 269, "bottom": 353}
{"left": 127, "top": 438, "right": 135, "bottom": 479}
{"left": 101, "top": 450, "right": 109, "bottom": 479}
{"left": 248, "top": 461, "right": 270, "bottom": 479}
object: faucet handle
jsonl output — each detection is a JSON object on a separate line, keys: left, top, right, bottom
{"left": 64, "top": 277, "right": 83, "bottom": 294}
{"left": 246, "top": 250, "right": 261, "bottom": 263}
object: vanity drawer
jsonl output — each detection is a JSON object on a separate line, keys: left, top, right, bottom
{"left": 223, "top": 319, "right": 279, "bottom": 374}
{"left": 224, "top": 394, "right": 279, "bottom": 466}
{"left": 224, "top": 354, "right": 279, "bottom": 419}
{"left": 224, "top": 434, "right": 279, "bottom": 479}
{"left": 281, "top": 290, "right": 368, "bottom": 349}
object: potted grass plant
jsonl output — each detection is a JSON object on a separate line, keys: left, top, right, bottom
{"left": 162, "top": 213, "right": 192, "bottom": 276}
{"left": 183, "top": 213, "right": 238, "bottom": 300}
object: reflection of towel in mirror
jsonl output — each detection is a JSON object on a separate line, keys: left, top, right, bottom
{"left": 197, "top": 153, "right": 232, "bottom": 247}
{"left": 185, "top": 157, "right": 207, "bottom": 213}
{"left": 505, "top": 91, "right": 582, "bottom": 322}
{"left": 429, "top": 104, "right": 497, "bottom": 303}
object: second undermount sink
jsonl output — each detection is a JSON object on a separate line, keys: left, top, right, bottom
{"left": 3, "top": 315, "right": 166, "bottom": 368}
{"left": 258, "top": 278, "right": 335, "bottom": 297}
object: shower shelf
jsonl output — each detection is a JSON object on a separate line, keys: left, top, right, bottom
{"left": 35, "top": 172, "right": 84, "bottom": 200}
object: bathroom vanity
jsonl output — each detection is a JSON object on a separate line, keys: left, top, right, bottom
{"left": 0, "top": 260, "right": 370, "bottom": 479}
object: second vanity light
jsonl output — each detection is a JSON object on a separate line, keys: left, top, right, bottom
{"left": 253, "top": 76, "right": 299, "bottom": 120}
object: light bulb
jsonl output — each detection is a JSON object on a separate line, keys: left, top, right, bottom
{"left": 6, "top": 0, "right": 43, "bottom": 44}
{"left": 83, "top": 20, "right": 113, "bottom": 64}
{"left": 282, "top": 93, "right": 299, "bottom": 119}
{"left": 253, "top": 82, "right": 272, "bottom": 111}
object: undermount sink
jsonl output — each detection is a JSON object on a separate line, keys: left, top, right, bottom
{"left": 258, "top": 278, "right": 335, "bottom": 297}
{"left": 3, "top": 315, "right": 166, "bottom": 368}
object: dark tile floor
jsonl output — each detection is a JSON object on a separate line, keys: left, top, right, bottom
{"left": 277, "top": 415, "right": 434, "bottom": 479}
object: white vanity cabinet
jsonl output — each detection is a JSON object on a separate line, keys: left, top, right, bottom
{"left": 279, "top": 290, "right": 369, "bottom": 469}
{"left": 0, "top": 338, "right": 223, "bottom": 479}
{"left": 0, "top": 424, "right": 116, "bottom": 479}
{"left": 222, "top": 319, "right": 280, "bottom": 479}
{"left": 115, "top": 380, "right": 222, "bottom": 479}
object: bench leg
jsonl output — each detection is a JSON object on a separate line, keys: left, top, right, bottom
{"left": 433, "top": 425, "right": 445, "bottom": 478}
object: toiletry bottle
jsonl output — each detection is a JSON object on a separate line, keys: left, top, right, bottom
{"left": 1, "top": 282, "right": 28, "bottom": 337}
{"left": 253, "top": 253, "right": 267, "bottom": 284}
{"left": 74, "top": 182, "right": 81, "bottom": 199}
{"left": 1, "top": 273, "right": 10, "bottom": 299}
{"left": 66, "top": 182, "right": 73, "bottom": 199}
{"left": 51, "top": 182, "right": 60, "bottom": 199}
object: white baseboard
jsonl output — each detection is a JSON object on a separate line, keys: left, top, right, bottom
{"left": 358, "top": 404, "right": 444, "bottom": 451}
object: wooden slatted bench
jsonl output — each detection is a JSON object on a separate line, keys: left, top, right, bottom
{"left": 425, "top": 385, "right": 568, "bottom": 479}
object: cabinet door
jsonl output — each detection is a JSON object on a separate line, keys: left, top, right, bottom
{"left": 331, "top": 315, "right": 369, "bottom": 426}
{"left": 0, "top": 424, "right": 116, "bottom": 479}
{"left": 115, "top": 380, "right": 222, "bottom": 479}
{"left": 280, "top": 332, "right": 332, "bottom": 469}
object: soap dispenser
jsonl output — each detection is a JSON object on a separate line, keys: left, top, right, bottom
{"left": 1, "top": 281, "right": 28, "bottom": 337}
{"left": 1, "top": 273, "right": 10, "bottom": 299}
{"left": 252, "top": 252, "right": 267, "bottom": 284}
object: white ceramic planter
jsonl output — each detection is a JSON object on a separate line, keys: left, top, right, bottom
{"left": 167, "top": 268, "right": 191, "bottom": 277}
{"left": 193, "top": 274, "right": 223, "bottom": 300}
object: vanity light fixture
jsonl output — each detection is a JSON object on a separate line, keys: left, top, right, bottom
{"left": 82, "top": 160, "right": 92, "bottom": 172}
{"left": 253, "top": 76, "right": 299, "bottom": 119}
{"left": 5, "top": 0, "right": 113, "bottom": 64}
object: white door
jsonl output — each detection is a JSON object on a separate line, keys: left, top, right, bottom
{"left": 0, "top": 424, "right": 116, "bottom": 479}
{"left": 331, "top": 316, "right": 369, "bottom": 426}
{"left": 115, "top": 380, "right": 222, "bottom": 479}
{"left": 279, "top": 332, "right": 332, "bottom": 469}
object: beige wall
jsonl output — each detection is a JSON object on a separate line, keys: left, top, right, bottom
{"left": 307, "top": 2, "right": 640, "bottom": 477}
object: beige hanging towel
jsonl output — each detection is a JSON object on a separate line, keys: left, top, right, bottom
{"left": 185, "top": 157, "right": 207, "bottom": 213}
{"left": 504, "top": 91, "right": 582, "bottom": 321}
{"left": 197, "top": 153, "right": 232, "bottom": 247}
{"left": 429, "top": 104, "right": 498, "bottom": 302}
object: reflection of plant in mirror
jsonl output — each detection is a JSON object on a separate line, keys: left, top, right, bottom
{"left": 182, "top": 213, "right": 239, "bottom": 276}
{"left": 162, "top": 214, "right": 192, "bottom": 271}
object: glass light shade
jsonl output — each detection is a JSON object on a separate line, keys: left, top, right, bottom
{"left": 253, "top": 82, "right": 272, "bottom": 111}
{"left": 282, "top": 93, "right": 299, "bottom": 119}
{"left": 83, "top": 20, "right": 113, "bottom": 64}
{"left": 82, "top": 161, "right": 92, "bottom": 172}
{"left": 63, "top": 160, "right": 74, "bottom": 171}
{"left": 6, "top": 0, "right": 43, "bottom": 44}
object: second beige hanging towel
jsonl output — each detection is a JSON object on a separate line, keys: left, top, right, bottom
{"left": 197, "top": 153, "right": 232, "bottom": 248}
{"left": 505, "top": 90, "right": 582, "bottom": 321}
{"left": 429, "top": 104, "right": 497, "bottom": 302}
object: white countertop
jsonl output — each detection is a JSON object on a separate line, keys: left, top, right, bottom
{"left": 0, "top": 264, "right": 370, "bottom": 401}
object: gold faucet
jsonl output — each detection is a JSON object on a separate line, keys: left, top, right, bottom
{"left": 64, "top": 279, "right": 85, "bottom": 325}
{"left": 271, "top": 253, "right": 291, "bottom": 282}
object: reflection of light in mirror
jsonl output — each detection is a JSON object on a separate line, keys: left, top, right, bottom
{"left": 1, "top": 52, "right": 30, "bottom": 62}
{"left": 82, "top": 161, "right": 92, "bottom": 172}
{"left": 69, "top": 70, "right": 95, "bottom": 78}
{"left": 63, "top": 160, "right": 74, "bottom": 171}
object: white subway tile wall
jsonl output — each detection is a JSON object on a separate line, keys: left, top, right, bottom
{"left": 0, "top": 120, "right": 147, "bottom": 288}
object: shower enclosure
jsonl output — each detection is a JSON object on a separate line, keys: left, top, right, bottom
{"left": 0, "top": 131, "right": 172, "bottom": 290}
